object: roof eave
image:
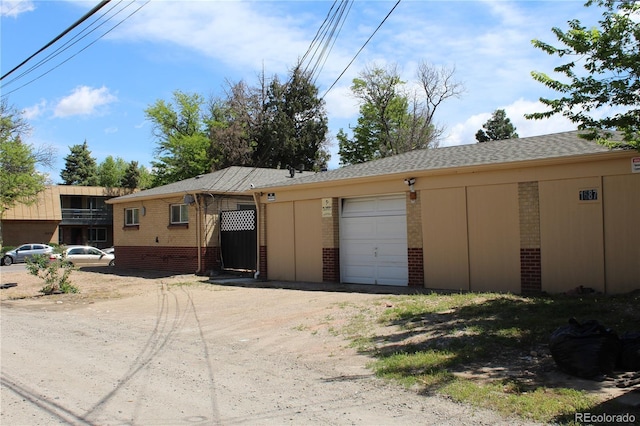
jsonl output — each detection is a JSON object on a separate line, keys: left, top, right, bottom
{"left": 256, "top": 149, "right": 632, "bottom": 192}
{"left": 106, "top": 189, "right": 252, "bottom": 204}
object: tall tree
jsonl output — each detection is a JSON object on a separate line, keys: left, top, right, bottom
{"left": 97, "top": 155, "right": 128, "bottom": 187}
{"left": 0, "top": 99, "right": 51, "bottom": 247}
{"left": 209, "top": 80, "right": 259, "bottom": 171}
{"left": 146, "top": 91, "right": 213, "bottom": 186}
{"left": 527, "top": 0, "right": 640, "bottom": 150}
{"left": 338, "top": 62, "right": 462, "bottom": 165}
{"left": 60, "top": 141, "right": 99, "bottom": 185}
{"left": 121, "top": 160, "right": 141, "bottom": 190}
{"left": 475, "top": 109, "right": 519, "bottom": 142}
{"left": 254, "top": 65, "right": 329, "bottom": 171}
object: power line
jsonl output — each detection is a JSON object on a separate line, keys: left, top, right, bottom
{"left": 1, "top": 1, "right": 149, "bottom": 97}
{"left": 321, "top": 0, "right": 402, "bottom": 100}
{"left": 1, "top": 0, "right": 112, "bottom": 81}
{"left": 4, "top": 1, "right": 127, "bottom": 88}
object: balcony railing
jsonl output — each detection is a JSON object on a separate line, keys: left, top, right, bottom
{"left": 61, "top": 208, "right": 113, "bottom": 225}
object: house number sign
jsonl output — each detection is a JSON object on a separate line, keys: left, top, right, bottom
{"left": 579, "top": 189, "right": 598, "bottom": 201}
{"left": 322, "top": 198, "right": 333, "bottom": 217}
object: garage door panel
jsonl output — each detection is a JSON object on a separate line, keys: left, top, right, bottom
{"left": 376, "top": 216, "right": 406, "bottom": 239}
{"left": 342, "top": 265, "right": 376, "bottom": 284}
{"left": 377, "top": 266, "right": 408, "bottom": 286}
{"left": 341, "top": 217, "right": 376, "bottom": 239}
{"left": 377, "top": 241, "right": 406, "bottom": 257}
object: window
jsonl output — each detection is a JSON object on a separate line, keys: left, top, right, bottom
{"left": 89, "top": 228, "right": 107, "bottom": 242}
{"left": 171, "top": 204, "right": 189, "bottom": 224}
{"left": 125, "top": 208, "right": 139, "bottom": 226}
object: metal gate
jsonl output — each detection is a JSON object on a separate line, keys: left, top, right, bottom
{"left": 220, "top": 209, "right": 257, "bottom": 270}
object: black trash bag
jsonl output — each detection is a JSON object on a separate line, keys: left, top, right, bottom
{"left": 618, "top": 332, "right": 640, "bottom": 372}
{"left": 549, "top": 318, "right": 621, "bottom": 380}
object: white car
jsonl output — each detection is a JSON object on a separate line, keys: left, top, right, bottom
{"left": 51, "top": 246, "right": 115, "bottom": 267}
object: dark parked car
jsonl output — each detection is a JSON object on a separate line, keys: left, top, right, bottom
{"left": 2, "top": 244, "right": 54, "bottom": 266}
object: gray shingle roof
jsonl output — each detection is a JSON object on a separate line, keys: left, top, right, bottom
{"left": 256, "top": 131, "right": 619, "bottom": 189}
{"left": 108, "top": 166, "right": 308, "bottom": 203}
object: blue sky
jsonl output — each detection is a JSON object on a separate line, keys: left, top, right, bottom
{"left": 1, "top": 0, "right": 601, "bottom": 182}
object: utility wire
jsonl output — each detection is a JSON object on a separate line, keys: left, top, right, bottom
{"left": 322, "top": 0, "right": 402, "bottom": 100}
{"left": 1, "top": 1, "right": 149, "bottom": 97}
{"left": 3, "top": 1, "right": 129, "bottom": 88}
{"left": 1, "top": 0, "right": 112, "bottom": 81}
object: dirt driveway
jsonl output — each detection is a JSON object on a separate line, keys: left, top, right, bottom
{"left": 0, "top": 269, "right": 537, "bottom": 425}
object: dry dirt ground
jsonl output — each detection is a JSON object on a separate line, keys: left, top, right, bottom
{"left": 0, "top": 268, "right": 634, "bottom": 425}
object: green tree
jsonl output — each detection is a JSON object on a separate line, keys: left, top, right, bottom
{"left": 145, "top": 91, "right": 213, "bottom": 186}
{"left": 527, "top": 0, "right": 640, "bottom": 150}
{"left": 208, "top": 80, "right": 258, "bottom": 171}
{"left": 254, "top": 65, "right": 329, "bottom": 171}
{"left": 0, "top": 99, "right": 51, "bottom": 247}
{"left": 60, "top": 141, "right": 99, "bottom": 185}
{"left": 475, "top": 109, "right": 519, "bottom": 142}
{"left": 121, "top": 160, "right": 141, "bottom": 190}
{"left": 137, "top": 164, "right": 153, "bottom": 190}
{"left": 338, "top": 62, "right": 462, "bottom": 165}
{"left": 97, "top": 155, "right": 128, "bottom": 187}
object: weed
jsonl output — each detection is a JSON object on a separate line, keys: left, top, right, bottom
{"left": 26, "top": 253, "right": 78, "bottom": 294}
{"left": 346, "top": 291, "right": 640, "bottom": 423}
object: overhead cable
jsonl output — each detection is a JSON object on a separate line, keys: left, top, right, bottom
{"left": 1, "top": 0, "right": 112, "bottom": 81}
{"left": 322, "top": 0, "right": 402, "bottom": 100}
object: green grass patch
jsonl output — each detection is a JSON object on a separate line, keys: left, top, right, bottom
{"left": 442, "top": 379, "right": 596, "bottom": 423}
{"left": 341, "top": 291, "right": 640, "bottom": 423}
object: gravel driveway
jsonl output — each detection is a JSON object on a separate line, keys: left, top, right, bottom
{"left": 0, "top": 269, "right": 538, "bottom": 425}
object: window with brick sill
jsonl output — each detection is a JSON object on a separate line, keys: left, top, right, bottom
{"left": 167, "top": 223, "right": 189, "bottom": 229}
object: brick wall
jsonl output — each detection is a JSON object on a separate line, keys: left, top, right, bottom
{"left": 406, "top": 191, "right": 424, "bottom": 287}
{"left": 408, "top": 247, "right": 424, "bottom": 287}
{"left": 322, "top": 247, "right": 340, "bottom": 282}
{"left": 116, "top": 246, "right": 199, "bottom": 274}
{"left": 518, "top": 182, "right": 542, "bottom": 294}
{"left": 259, "top": 245, "right": 268, "bottom": 280}
{"left": 321, "top": 198, "right": 340, "bottom": 282}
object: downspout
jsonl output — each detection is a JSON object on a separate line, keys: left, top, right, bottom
{"left": 194, "top": 193, "right": 202, "bottom": 275}
{"left": 252, "top": 191, "right": 261, "bottom": 280}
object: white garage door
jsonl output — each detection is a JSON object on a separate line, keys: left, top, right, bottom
{"left": 340, "top": 195, "right": 408, "bottom": 286}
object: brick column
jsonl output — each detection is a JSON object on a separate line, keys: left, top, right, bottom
{"left": 257, "top": 202, "right": 268, "bottom": 280}
{"left": 518, "top": 182, "right": 542, "bottom": 295}
{"left": 406, "top": 191, "right": 424, "bottom": 287}
{"left": 322, "top": 198, "right": 340, "bottom": 282}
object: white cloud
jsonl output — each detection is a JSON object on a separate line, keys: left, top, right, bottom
{"left": 443, "top": 99, "right": 576, "bottom": 147}
{"left": 0, "top": 0, "right": 34, "bottom": 17}
{"left": 22, "top": 100, "right": 47, "bottom": 120}
{"left": 324, "top": 84, "right": 359, "bottom": 120}
{"left": 53, "top": 86, "right": 117, "bottom": 118}
{"left": 104, "top": 127, "right": 118, "bottom": 134}
{"left": 111, "top": 2, "right": 313, "bottom": 76}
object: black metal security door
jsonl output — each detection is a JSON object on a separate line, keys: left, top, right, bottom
{"left": 220, "top": 209, "right": 257, "bottom": 270}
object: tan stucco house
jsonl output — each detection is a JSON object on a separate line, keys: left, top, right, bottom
{"left": 253, "top": 131, "right": 640, "bottom": 295}
{"left": 2, "top": 185, "right": 122, "bottom": 248}
{"left": 108, "top": 131, "right": 640, "bottom": 295}
{"left": 106, "top": 166, "right": 310, "bottom": 274}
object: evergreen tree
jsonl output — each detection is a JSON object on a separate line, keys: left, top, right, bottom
{"left": 475, "top": 109, "right": 519, "bottom": 142}
{"left": 254, "top": 65, "right": 329, "bottom": 171}
{"left": 121, "top": 161, "right": 141, "bottom": 189}
{"left": 60, "top": 141, "right": 99, "bottom": 185}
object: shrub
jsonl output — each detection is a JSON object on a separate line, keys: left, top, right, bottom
{"left": 26, "top": 253, "right": 78, "bottom": 295}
